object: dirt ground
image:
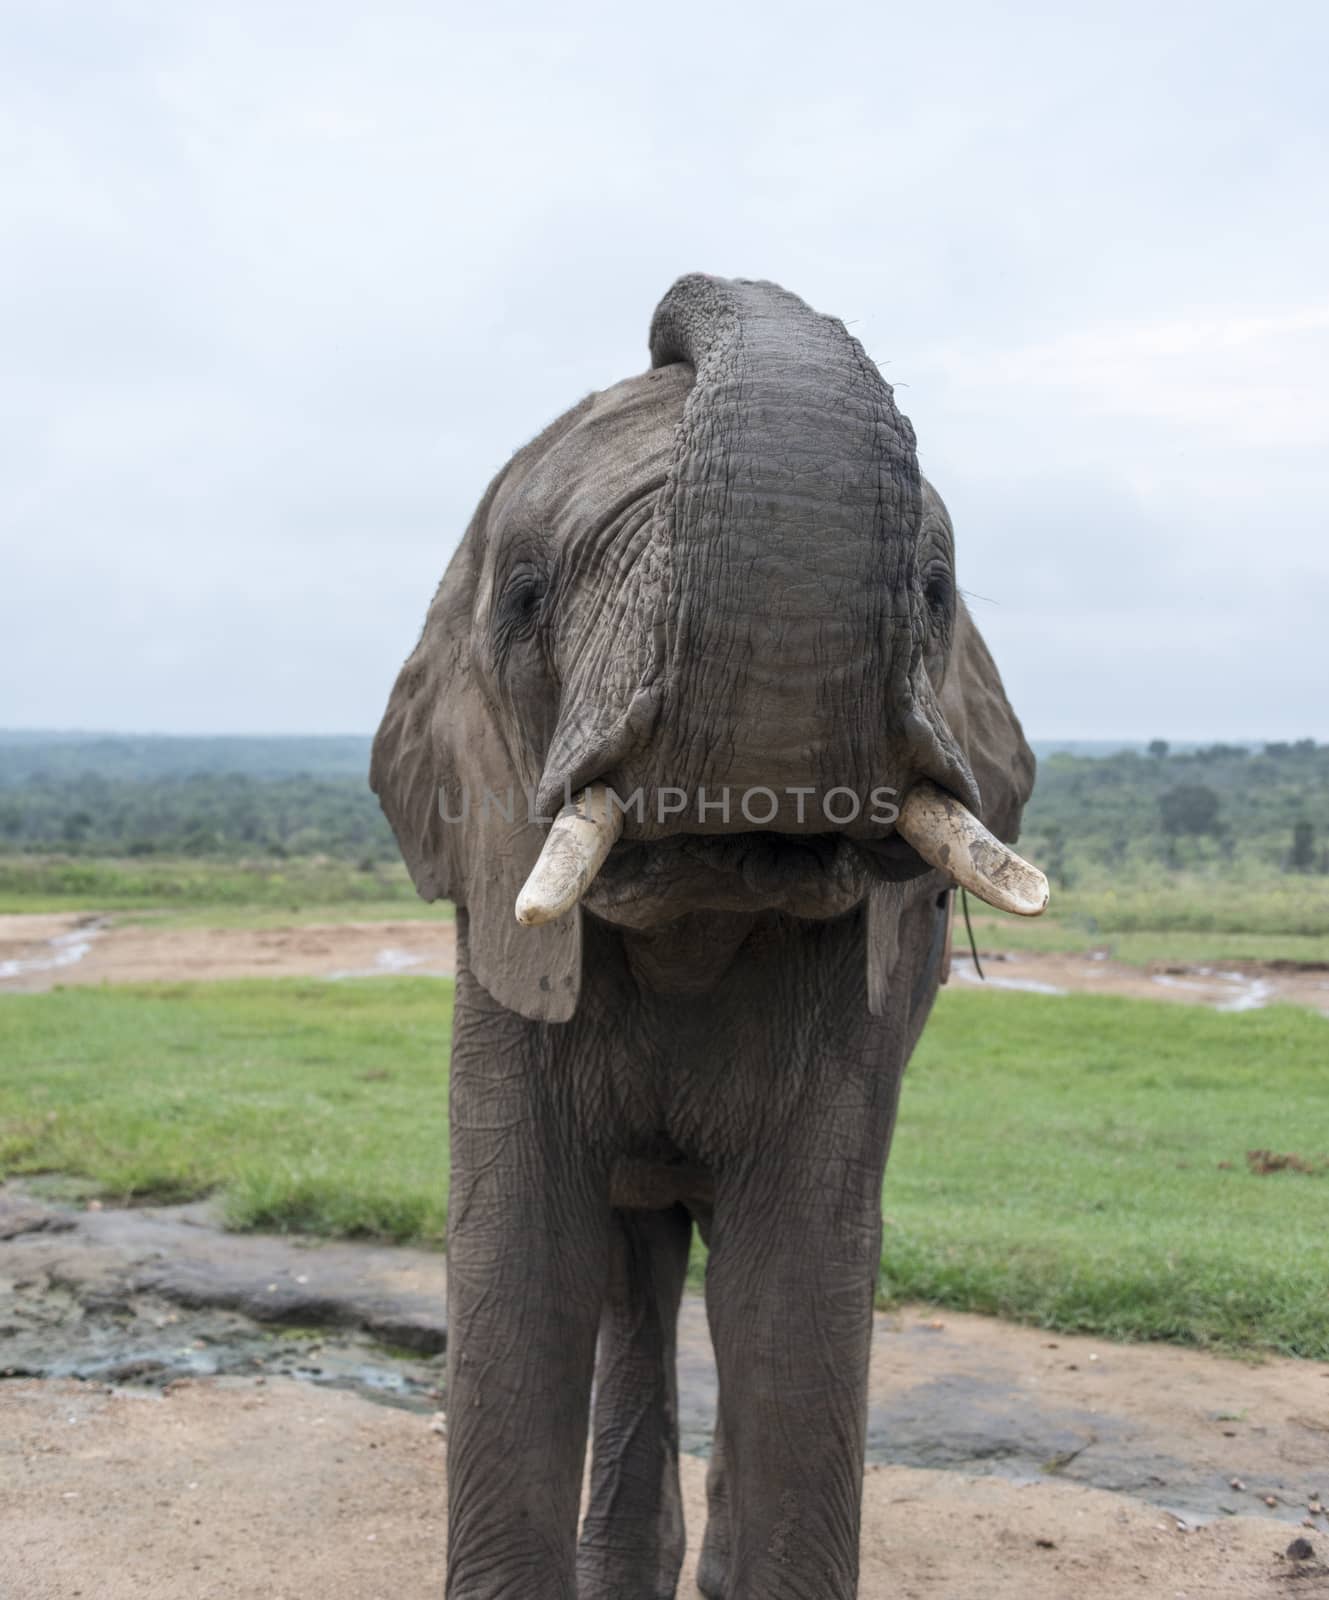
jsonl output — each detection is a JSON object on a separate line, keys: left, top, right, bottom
{"left": 3, "top": 1376, "right": 1325, "bottom": 1600}
{"left": 951, "top": 947, "right": 1329, "bottom": 1014}
{"left": 4, "top": 1185, "right": 1328, "bottom": 1597}
{"left": 4, "top": 911, "right": 1329, "bottom": 1014}
{"left": 6, "top": 1185, "right": 1326, "bottom": 1530}
{"left": 0, "top": 912, "right": 456, "bottom": 990}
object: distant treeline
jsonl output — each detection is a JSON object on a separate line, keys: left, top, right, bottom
{"left": 1024, "top": 739, "right": 1329, "bottom": 881}
{"left": 0, "top": 733, "right": 390, "bottom": 861}
{"left": 0, "top": 734, "right": 372, "bottom": 783}
{"left": 0, "top": 770, "right": 397, "bottom": 862}
{"left": 0, "top": 732, "right": 1326, "bottom": 872}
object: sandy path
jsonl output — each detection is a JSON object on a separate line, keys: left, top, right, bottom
{"left": 952, "top": 947, "right": 1329, "bottom": 1014}
{"left": 0, "top": 912, "right": 455, "bottom": 991}
{"left": 4, "top": 911, "right": 1328, "bottom": 1015}
{"left": 3, "top": 1376, "right": 1323, "bottom": 1600}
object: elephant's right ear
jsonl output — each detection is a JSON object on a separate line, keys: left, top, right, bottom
{"left": 936, "top": 600, "right": 1036, "bottom": 845}
{"left": 369, "top": 529, "right": 582, "bottom": 1023}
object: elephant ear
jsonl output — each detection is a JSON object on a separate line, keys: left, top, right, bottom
{"left": 369, "top": 518, "right": 582, "bottom": 1023}
{"left": 866, "top": 602, "right": 1033, "bottom": 1018}
{"left": 937, "top": 599, "right": 1036, "bottom": 845}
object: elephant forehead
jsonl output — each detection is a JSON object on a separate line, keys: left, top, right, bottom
{"left": 493, "top": 366, "right": 690, "bottom": 540}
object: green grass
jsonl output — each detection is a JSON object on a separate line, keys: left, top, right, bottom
{"left": 955, "top": 857, "right": 1329, "bottom": 966}
{"left": 1053, "top": 875, "right": 1329, "bottom": 939}
{"left": 968, "top": 911, "right": 1329, "bottom": 967}
{"left": 0, "top": 979, "right": 452, "bottom": 1241}
{"left": 885, "top": 992, "right": 1329, "bottom": 1356}
{"left": 1113, "top": 883, "right": 1326, "bottom": 936}
{"left": 1, "top": 981, "right": 1325, "bottom": 1355}
{"left": 114, "top": 898, "right": 452, "bottom": 931}
{"left": 0, "top": 855, "right": 425, "bottom": 916}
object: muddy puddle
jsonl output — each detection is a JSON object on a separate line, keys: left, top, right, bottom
{"left": 3, "top": 1183, "right": 1326, "bottom": 1532}
{"left": 0, "top": 914, "right": 109, "bottom": 984}
{"left": 3, "top": 1279, "right": 444, "bottom": 1412}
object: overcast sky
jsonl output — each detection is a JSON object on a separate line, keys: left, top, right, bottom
{"left": 2, "top": 2, "right": 1325, "bottom": 740}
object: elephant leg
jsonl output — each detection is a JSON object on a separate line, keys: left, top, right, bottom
{"left": 577, "top": 1204, "right": 692, "bottom": 1600}
{"left": 702, "top": 1161, "right": 887, "bottom": 1600}
{"left": 444, "top": 983, "right": 610, "bottom": 1599}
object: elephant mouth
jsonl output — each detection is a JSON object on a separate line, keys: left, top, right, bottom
{"left": 579, "top": 828, "right": 930, "bottom": 929}
{"left": 514, "top": 780, "right": 1048, "bottom": 930}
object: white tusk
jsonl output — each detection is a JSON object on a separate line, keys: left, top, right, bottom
{"left": 515, "top": 784, "right": 624, "bottom": 926}
{"left": 897, "top": 780, "right": 1049, "bottom": 917}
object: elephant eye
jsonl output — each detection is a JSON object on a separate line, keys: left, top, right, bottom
{"left": 495, "top": 566, "right": 547, "bottom": 641}
{"left": 922, "top": 566, "right": 954, "bottom": 624}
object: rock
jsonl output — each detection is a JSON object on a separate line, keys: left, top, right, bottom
{"left": 0, "top": 1187, "right": 76, "bottom": 1241}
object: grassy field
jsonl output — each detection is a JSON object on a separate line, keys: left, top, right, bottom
{"left": 2, "top": 979, "right": 1325, "bottom": 1357}
{"left": 0, "top": 855, "right": 427, "bottom": 921}
{"left": 0, "top": 979, "right": 453, "bottom": 1241}
{"left": 967, "top": 912, "right": 1329, "bottom": 967}
{"left": 882, "top": 992, "right": 1328, "bottom": 1356}
{"left": 965, "top": 870, "right": 1329, "bottom": 965}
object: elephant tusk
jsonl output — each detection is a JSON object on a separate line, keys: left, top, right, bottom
{"left": 896, "top": 780, "right": 1049, "bottom": 917}
{"left": 515, "top": 784, "right": 624, "bottom": 926}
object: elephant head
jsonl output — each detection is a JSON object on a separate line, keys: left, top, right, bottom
{"left": 371, "top": 275, "right": 1041, "bottom": 1021}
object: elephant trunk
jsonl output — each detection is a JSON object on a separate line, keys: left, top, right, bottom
{"left": 639, "top": 274, "right": 974, "bottom": 828}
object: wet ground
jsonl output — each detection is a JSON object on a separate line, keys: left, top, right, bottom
{"left": 4, "top": 1183, "right": 1326, "bottom": 1536}
{"left": 0, "top": 1184, "right": 446, "bottom": 1412}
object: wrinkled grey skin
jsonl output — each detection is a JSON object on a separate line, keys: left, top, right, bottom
{"left": 372, "top": 276, "right": 1035, "bottom": 1599}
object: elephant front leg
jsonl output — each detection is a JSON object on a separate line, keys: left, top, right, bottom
{"left": 703, "top": 1170, "right": 884, "bottom": 1600}
{"left": 444, "top": 1006, "right": 610, "bottom": 1598}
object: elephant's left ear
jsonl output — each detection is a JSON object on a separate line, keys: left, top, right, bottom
{"left": 370, "top": 532, "right": 582, "bottom": 1023}
{"left": 936, "top": 600, "right": 1036, "bottom": 844}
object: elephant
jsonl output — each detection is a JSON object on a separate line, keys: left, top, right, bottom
{"left": 371, "top": 274, "right": 1044, "bottom": 1599}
